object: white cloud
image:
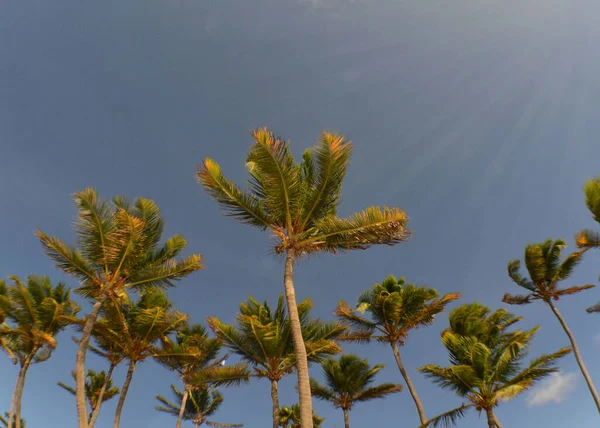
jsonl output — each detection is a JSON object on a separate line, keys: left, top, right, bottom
{"left": 526, "top": 372, "right": 577, "bottom": 407}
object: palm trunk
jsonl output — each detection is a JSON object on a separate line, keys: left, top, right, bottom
{"left": 548, "top": 300, "right": 600, "bottom": 412}
{"left": 14, "top": 355, "right": 33, "bottom": 428}
{"left": 493, "top": 415, "right": 503, "bottom": 428}
{"left": 113, "top": 360, "right": 136, "bottom": 428}
{"left": 343, "top": 408, "right": 350, "bottom": 428}
{"left": 8, "top": 359, "right": 29, "bottom": 428}
{"left": 89, "top": 363, "right": 116, "bottom": 428}
{"left": 77, "top": 298, "right": 105, "bottom": 428}
{"left": 390, "top": 343, "right": 427, "bottom": 425}
{"left": 176, "top": 388, "right": 189, "bottom": 428}
{"left": 283, "top": 250, "right": 313, "bottom": 428}
{"left": 271, "top": 380, "right": 280, "bottom": 428}
{"left": 485, "top": 408, "right": 496, "bottom": 428}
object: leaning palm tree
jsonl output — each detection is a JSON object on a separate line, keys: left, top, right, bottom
{"left": 310, "top": 354, "right": 401, "bottom": 428}
{"left": 279, "top": 404, "right": 324, "bottom": 428}
{"left": 197, "top": 128, "right": 410, "bottom": 426}
{"left": 156, "top": 384, "right": 243, "bottom": 428}
{"left": 89, "top": 289, "right": 187, "bottom": 428}
{"left": 154, "top": 323, "right": 250, "bottom": 428}
{"left": 419, "top": 303, "right": 571, "bottom": 428}
{"left": 58, "top": 369, "right": 120, "bottom": 424}
{"left": 37, "top": 189, "right": 203, "bottom": 428}
{"left": 335, "top": 275, "right": 459, "bottom": 425}
{"left": 504, "top": 239, "right": 600, "bottom": 412}
{"left": 208, "top": 295, "right": 344, "bottom": 428}
{"left": 0, "top": 276, "right": 79, "bottom": 428}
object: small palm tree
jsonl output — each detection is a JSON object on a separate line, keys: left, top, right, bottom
{"left": 310, "top": 354, "right": 401, "bottom": 428}
{"left": 154, "top": 323, "right": 250, "bottom": 428}
{"left": 37, "top": 189, "right": 203, "bottom": 428}
{"left": 576, "top": 177, "right": 600, "bottom": 312}
{"left": 89, "top": 289, "right": 187, "bottom": 428}
{"left": 279, "top": 404, "right": 324, "bottom": 428}
{"left": 58, "top": 369, "right": 120, "bottom": 424}
{"left": 208, "top": 295, "right": 344, "bottom": 428}
{"left": 197, "top": 128, "right": 410, "bottom": 427}
{"left": 504, "top": 239, "right": 600, "bottom": 412}
{"left": 419, "top": 303, "right": 571, "bottom": 428}
{"left": 0, "top": 275, "right": 79, "bottom": 428}
{"left": 156, "top": 384, "right": 243, "bottom": 428}
{"left": 335, "top": 275, "right": 459, "bottom": 425}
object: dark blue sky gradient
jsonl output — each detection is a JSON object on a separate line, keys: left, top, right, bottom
{"left": 2, "top": 0, "right": 600, "bottom": 426}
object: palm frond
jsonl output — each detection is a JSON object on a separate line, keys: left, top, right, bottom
{"left": 502, "top": 293, "right": 532, "bottom": 305}
{"left": 575, "top": 229, "right": 600, "bottom": 249}
{"left": 419, "top": 404, "right": 473, "bottom": 428}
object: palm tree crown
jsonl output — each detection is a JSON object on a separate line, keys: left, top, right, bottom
{"left": 279, "top": 404, "right": 324, "bottom": 428}
{"left": 419, "top": 303, "right": 571, "bottom": 428}
{"left": 310, "top": 354, "right": 401, "bottom": 428}
{"left": 335, "top": 275, "right": 459, "bottom": 425}
{"left": 58, "top": 369, "right": 120, "bottom": 418}
{"left": 156, "top": 384, "right": 243, "bottom": 427}
{"left": 575, "top": 176, "right": 600, "bottom": 251}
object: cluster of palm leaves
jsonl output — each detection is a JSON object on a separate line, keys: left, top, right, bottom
{"left": 3, "top": 129, "right": 600, "bottom": 428}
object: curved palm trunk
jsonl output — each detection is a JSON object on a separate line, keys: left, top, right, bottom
{"left": 176, "top": 388, "right": 190, "bottom": 428}
{"left": 390, "top": 343, "right": 426, "bottom": 425}
{"left": 485, "top": 409, "right": 497, "bottom": 428}
{"left": 77, "top": 298, "right": 105, "bottom": 428}
{"left": 548, "top": 301, "right": 600, "bottom": 412}
{"left": 113, "top": 360, "right": 136, "bottom": 428}
{"left": 271, "top": 380, "right": 280, "bottom": 428}
{"left": 283, "top": 250, "right": 313, "bottom": 428}
{"left": 493, "top": 415, "right": 503, "bottom": 428}
{"left": 14, "top": 359, "right": 32, "bottom": 428}
{"left": 8, "top": 360, "right": 28, "bottom": 428}
{"left": 343, "top": 408, "right": 350, "bottom": 428}
{"left": 89, "top": 363, "right": 116, "bottom": 428}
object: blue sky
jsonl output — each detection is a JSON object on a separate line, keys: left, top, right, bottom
{"left": 2, "top": 0, "right": 600, "bottom": 426}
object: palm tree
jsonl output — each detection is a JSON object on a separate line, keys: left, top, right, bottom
{"left": 279, "top": 404, "right": 324, "bottom": 428}
{"left": 156, "top": 384, "right": 243, "bottom": 428}
{"left": 576, "top": 176, "right": 600, "bottom": 311}
{"left": 58, "top": 369, "right": 120, "bottom": 424}
{"left": 0, "top": 412, "right": 25, "bottom": 428}
{"left": 154, "top": 323, "right": 250, "bottom": 428}
{"left": 419, "top": 303, "right": 571, "bottom": 428}
{"left": 503, "top": 239, "right": 600, "bottom": 412}
{"left": 89, "top": 289, "right": 187, "bottom": 428}
{"left": 208, "top": 295, "right": 345, "bottom": 428}
{"left": 335, "top": 275, "right": 459, "bottom": 425}
{"left": 197, "top": 128, "right": 410, "bottom": 426}
{"left": 0, "top": 275, "right": 79, "bottom": 428}
{"left": 310, "top": 354, "right": 401, "bottom": 428}
{"left": 37, "top": 189, "right": 203, "bottom": 428}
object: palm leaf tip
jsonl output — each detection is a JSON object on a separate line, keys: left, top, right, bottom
{"left": 502, "top": 293, "right": 532, "bottom": 305}
{"left": 586, "top": 302, "right": 600, "bottom": 313}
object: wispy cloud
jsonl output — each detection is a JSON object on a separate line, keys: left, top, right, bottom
{"left": 527, "top": 372, "right": 577, "bottom": 407}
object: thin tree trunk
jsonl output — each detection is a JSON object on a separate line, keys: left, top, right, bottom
{"left": 89, "top": 363, "right": 116, "bottom": 428}
{"left": 343, "top": 408, "right": 350, "bottom": 428}
{"left": 283, "top": 250, "right": 313, "bottom": 428}
{"left": 271, "top": 380, "right": 280, "bottom": 428}
{"left": 391, "top": 343, "right": 427, "bottom": 425}
{"left": 548, "top": 300, "right": 600, "bottom": 413}
{"left": 176, "top": 388, "right": 189, "bottom": 428}
{"left": 77, "top": 298, "right": 105, "bottom": 428}
{"left": 14, "top": 357, "right": 32, "bottom": 428}
{"left": 493, "top": 415, "right": 503, "bottom": 428}
{"left": 485, "top": 408, "right": 496, "bottom": 428}
{"left": 113, "top": 360, "right": 136, "bottom": 428}
{"left": 8, "top": 363, "right": 25, "bottom": 428}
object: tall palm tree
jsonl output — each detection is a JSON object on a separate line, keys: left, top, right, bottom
{"left": 503, "top": 239, "right": 600, "bottom": 412}
{"left": 89, "top": 289, "right": 187, "bottom": 428}
{"left": 576, "top": 176, "right": 600, "bottom": 312}
{"left": 208, "top": 295, "right": 345, "bottom": 428}
{"left": 335, "top": 275, "right": 459, "bottom": 425}
{"left": 197, "top": 128, "right": 410, "bottom": 426}
{"left": 154, "top": 323, "right": 250, "bottom": 428}
{"left": 0, "top": 275, "right": 79, "bottom": 428}
{"left": 37, "top": 189, "right": 204, "bottom": 428}
{"left": 58, "top": 369, "right": 120, "bottom": 424}
{"left": 419, "top": 303, "right": 571, "bottom": 428}
{"left": 310, "top": 354, "right": 401, "bottom": 428}
{"left": 156, "top": 384, "right": 243, "bottom": 428}
{"left": 279, "top": 404, "right": 324, "bottom": 428}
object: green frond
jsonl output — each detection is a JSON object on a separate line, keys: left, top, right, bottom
{"left": 299, "top": 206, "right": 410, "bottom": 254}
{"left": 126, "top": 255, "right": 204, "bottom": 289}
{"left": 354, "top": 383, "right": 402, "bottom": 402}
{"left": 419, "top": 403, "right": 473, "bottom": 428}
{"left": 554, "top": 250, "right": 584, "bottom": 281}
{"left": 583, "top": 177, "right": 600, "bottom": 224}
{"left": 196, "top": 158, "right": 272, "bottom": 230}
{"left": 507, "top": 260, "right": 536, "bottom": 292}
